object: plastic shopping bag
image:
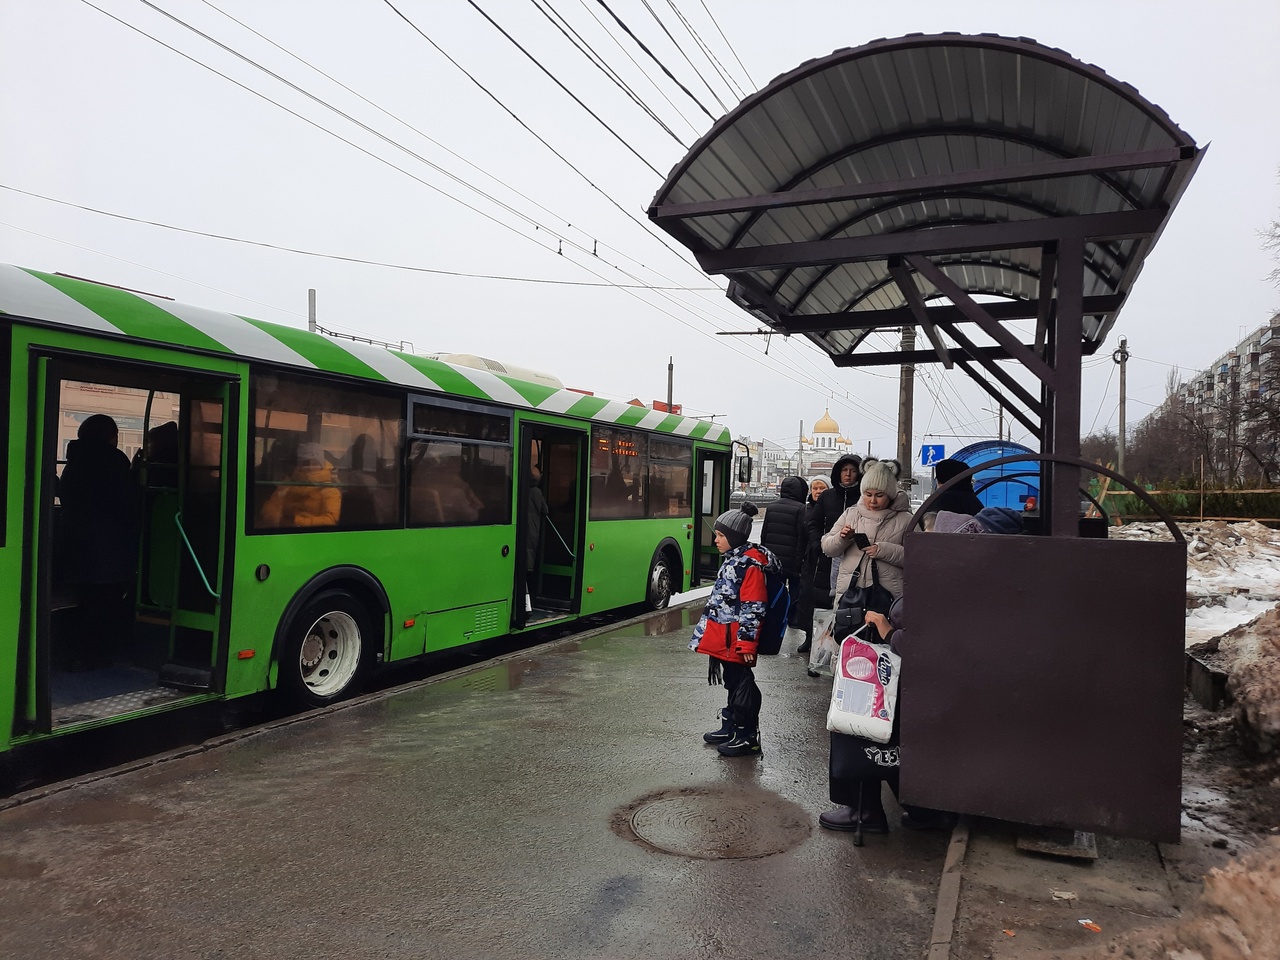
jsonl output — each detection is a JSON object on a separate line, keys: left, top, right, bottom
{"left": 825, "top": 624, "right": 901, "bottom": 743}
{"left": 807, "top": 611, "right": 839, "bottom": 677}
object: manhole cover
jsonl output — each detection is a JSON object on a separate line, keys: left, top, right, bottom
{"left": 623, "top": 786, "right": 810, "bottom": 859}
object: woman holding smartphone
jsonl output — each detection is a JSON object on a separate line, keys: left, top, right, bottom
{"left": 817, "top": 457, "right": 916, "bottom": 835}
{"left": 820, "top": 458, "right": 913, "bottom": 608}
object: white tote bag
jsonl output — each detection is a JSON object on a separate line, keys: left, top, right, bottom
{"left": 825, "top": 624, "right": 901, "bottom": 743}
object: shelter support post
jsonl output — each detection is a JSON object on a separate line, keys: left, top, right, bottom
{"left": 1048, "top": 237, "right": 1084, "bottom": 537}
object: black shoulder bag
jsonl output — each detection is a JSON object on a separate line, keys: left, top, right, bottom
{"left": 833, "top": 555, "right": 894, "bottom": 642}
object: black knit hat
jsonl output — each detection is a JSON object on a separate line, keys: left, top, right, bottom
{"left": 714, "top": 501, "right": 758, "bottom": 548}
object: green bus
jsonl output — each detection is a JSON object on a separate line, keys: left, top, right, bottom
{"left": 0, "top": 264, "right": 734, "bottom": 755}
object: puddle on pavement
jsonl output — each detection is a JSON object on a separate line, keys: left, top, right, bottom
{"left": 428, "top": 660, "right": 537, "bottom": 695}
{"left": 569, "top": 606, "right": 701, "bottom": 648}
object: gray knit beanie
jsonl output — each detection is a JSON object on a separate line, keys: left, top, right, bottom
{"left": 860, "top": 459, "right": 898, "bottom": 495}
{"left": 714, "top": 501, "right": 758, "bottom": 548}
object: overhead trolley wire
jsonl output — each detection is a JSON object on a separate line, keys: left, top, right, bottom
{"left": 92, "top": 0, "right": 699, "bottom": 299}
{"left": 82, "top": 0, "right": 764, "bottom": 343}
{"left": 695, "top": 0, "right": 755, "bottom": 92}
{"left": 661, "top": 0, "right": 746, "bottom": 103}
{"left": 458, "top": 0, "right": 664, "bottom": 176}
{"left": 70, "top": 2, "right": 875, "bottom": 414}
{"left": 528, "top": 0, "right": 689, "bottom": 145}
{"left": 637, "top": 0, "right": 728, "bottom": 112}
{"left": 84, "top": 0, "right": 578, "bottom": 259}
{"left": 0, "top": 186, "right": 712, "bottom": 290}
{"left": 564, "top": 0, "right": 705, "bottom": 138}
{"left": 195, "top": 0, "right": 664, "bottom": 262}
{"left": 592, "top": 0, "right": 718, "bottom": 122}
{"left": 379, "top": 0, "right": 723, "bottom": 282}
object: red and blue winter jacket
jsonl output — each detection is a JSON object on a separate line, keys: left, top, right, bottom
{"left": 689, "top": 543, "right": 781, "bottom": 664}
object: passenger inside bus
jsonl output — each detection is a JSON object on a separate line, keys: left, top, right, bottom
{"left": 131, "top": 420, "right": 180, "bottom": 488}
{"left": 55, "top": 413, "right": 140, "bottom": 670}
{"left": 408, "top": 443, "right": 484, "bottom": 525}
{"left": 259, "top": 441, "right": 342, "bottom": 528}
{"left": 340, "top": 433, "right": 394, "bottom": 526}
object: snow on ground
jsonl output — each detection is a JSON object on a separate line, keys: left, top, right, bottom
{"left": 1111, "top": 520, "right": 1280, "bottom": 647}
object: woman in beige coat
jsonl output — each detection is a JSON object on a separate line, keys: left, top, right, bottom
{"left": 820, "top": 459, "right": 913, "bottom": 604}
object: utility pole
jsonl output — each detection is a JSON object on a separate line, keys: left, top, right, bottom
{"left": 897, "top": 326, "right": 916, "bottom": 475}
{"left": 798, "top": 420, "right": 804, "bottom": 477}
{"left": 1113, "top": 336, "right": 1129, "bottom": 475}
{"left": 308, "top": 289, "right": 317, "bottom": 334}
{"left": 666, "top": 356, "right": 673, "bottom": 412}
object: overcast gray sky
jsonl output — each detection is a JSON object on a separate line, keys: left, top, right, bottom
{"left": 3, "top": 0, "right": 1278, "bottom": 469}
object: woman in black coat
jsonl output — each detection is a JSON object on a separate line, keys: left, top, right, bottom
{"left": 805, "top": 454, "right": 863, "bottom": 607}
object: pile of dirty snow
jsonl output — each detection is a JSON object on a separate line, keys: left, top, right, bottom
{"left": 1110, "top": 520, "right": 1280, "bottom": 648}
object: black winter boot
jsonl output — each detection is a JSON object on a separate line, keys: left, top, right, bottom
{"left": 716, "top": 728, "right": 762, "bottom": 757}
{"left": 702, "top": 708, "right": 734, "bottom": 744}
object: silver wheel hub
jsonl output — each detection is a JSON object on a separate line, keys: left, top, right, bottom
{"left": 298, "top": 610, "right": 362, "bottom": 697}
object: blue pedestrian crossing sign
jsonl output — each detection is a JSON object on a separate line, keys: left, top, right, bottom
{"left": 920, "top": 444, "right": 945, "bottom": 466}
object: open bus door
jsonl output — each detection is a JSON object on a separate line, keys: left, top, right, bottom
{"left": 514, "top": 425, "right": 585, "bottom": 629}
{"left": 693, "top": 448, "right": 729, "bottom": 585}
{"left": 21, "top": 356, "right": 236, "bottom": 735}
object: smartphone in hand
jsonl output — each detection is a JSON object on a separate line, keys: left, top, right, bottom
{"left": 853, "top": 532, "right": 870, "bottom": 549}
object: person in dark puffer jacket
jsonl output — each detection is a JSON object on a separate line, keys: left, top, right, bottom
{"left": 758, "top": 476, "right": 811, "bottom": 651}
{"left": 806, "top": 453, "right": 863, "bottom": 603}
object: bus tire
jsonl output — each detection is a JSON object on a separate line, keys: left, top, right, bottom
{"left": 645, "top": 549, "right": 675, "bottom": 610}
{"left": 278, "top": 589, "right": 373, "bottom": 709}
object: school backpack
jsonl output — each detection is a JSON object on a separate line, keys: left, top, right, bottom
{"left": 755, "top": 566, "right": 791, "bottom": 656}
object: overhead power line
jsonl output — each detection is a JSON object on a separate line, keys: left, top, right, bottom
{"left": 459, "top": 0, "right": 664, "bottom": 176}
{"left": 528, "top": 0, "right": 688, "bottom": 144}
{"left": 0, "top": 185, "right": 713, "bottom": 290}
{"left": 638, "top": 0, "right": 727, "bottom": 112}
{"left": 593, "top": 0, "right": 718, "bottom": 121}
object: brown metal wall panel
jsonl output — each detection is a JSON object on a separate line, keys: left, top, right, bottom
{"left": 899, "top": 533, "right": 1186, "bottom": 843}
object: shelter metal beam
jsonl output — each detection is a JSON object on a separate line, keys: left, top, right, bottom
{"left": 831, "top": 344, "right": 1033, "bottom": 368}
{"left": 652, "top": 148, "right": 1189, "bottom": 221}
{"left": 932, "top": 319, "right": 1044, "bottom": 416}
{"left": 888, "top": 258, "right": 952, "bottom": 369}
{"left": 1049, "top": 237, "right": 1086, "bottom": 536}
{"left": 775, "top": 295, "right": 1124, "bottom": 333}
{"left": 1036, "top": 244, "right": 1058, "bottom": 356}
{"left": 696, "top": 209, "right": 1166, "bottom": 274}
{"left": 907, "top": 255, "right": 1056, "bottom": 386}
{"left": 953, "top": 359, "right": 1043, "bottom": 442}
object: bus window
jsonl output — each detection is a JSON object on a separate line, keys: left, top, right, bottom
{"left": 407, "top": 398, "right": 512, "bottom": 527}
{"left": 250, "top": 372, "right": 402, "bottom": 532}
{"left": 589, "top": 426, "right": 647, "bottom": 520}
{"left": 647, "top": 438, "right": 692, "bottom": 518}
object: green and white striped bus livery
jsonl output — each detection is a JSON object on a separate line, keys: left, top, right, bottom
{"left": 0, "top": 265, "right": 734, "bottom": 755}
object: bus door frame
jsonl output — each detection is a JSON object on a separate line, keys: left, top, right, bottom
{"left": 513, "top": 423, "right": 586, "bottom": 629}
{"left": 21, "top": 352, "right": 238, "bottom": 735}
{"left": 693, "top": 448, "right": 729, "bottom": 585}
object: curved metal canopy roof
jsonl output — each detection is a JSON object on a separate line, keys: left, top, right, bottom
{"left": 649, "top": 34, "right": 1202, "bottom": 379}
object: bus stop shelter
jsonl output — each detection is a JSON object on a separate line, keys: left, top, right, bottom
{"left": 649, "top": 34, "right": 1201, "bottom": 842}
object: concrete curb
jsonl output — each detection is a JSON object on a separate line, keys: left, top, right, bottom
{"left": 928, "top": 815, "right": 972, "bottom": 960}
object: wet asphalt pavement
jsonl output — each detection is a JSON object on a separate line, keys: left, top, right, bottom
{"left": 0, "top": 603, "right": 951, "bottom": 960}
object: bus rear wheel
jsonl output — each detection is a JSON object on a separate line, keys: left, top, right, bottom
{"left": 279, "top": 590, "right": 373, "bottom": 708}
{"left": 646, "top": 553, "right": 674, "bottom": 610}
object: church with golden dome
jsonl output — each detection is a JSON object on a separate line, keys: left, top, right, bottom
{"left": 802, "top": 407, "right": 856, "bottom": 474}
